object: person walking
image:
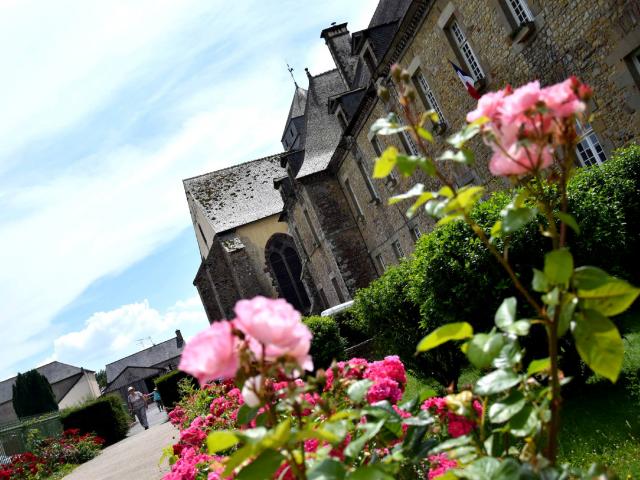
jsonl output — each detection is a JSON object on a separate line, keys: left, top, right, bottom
{"left": 152, "top": 387, "right": 164, "bottom": 412}
{"left": 127, "top": 386, "right": 149, "bottom": 430}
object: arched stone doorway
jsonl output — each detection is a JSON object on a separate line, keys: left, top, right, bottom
{"left": 265, "top": 233, "right": 310, "bottom": 312}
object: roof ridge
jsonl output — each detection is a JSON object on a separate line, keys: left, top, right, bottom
{"left": 105, "top": 336, "right": 178, "bottom": 367}
{"left": 183, "top": 153, "right": 285, "bottom": 184}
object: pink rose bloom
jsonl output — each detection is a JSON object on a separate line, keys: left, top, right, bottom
{"left": 489, "top": 141, "right": 553, "bottom": 176}
{"left": 466, "top": 88, "right": 509, "bottom": 123}
{"left": 446, "top": 414, "right": 476, "bottom": 438}
{"left": 234, "top": 296, "right": 313, "bottom": 371}
{"left": 366, "top": 377, "right": 403, "bottom": 404}
{"left": 421, "top": 397, "right": 447, "bottom": 416}
{"left": 178, "top": 320, "right": 240, "bottom": 386}
{"left": 498, "top": 81, "right": 541, "bottom": 123}
{"left": 428, "top": 453, "right": 457, "bottom": 479}
{"left": 179, "top": 426, "right": 207, "bottom": 448}
{"left": 541, "top": 77, "right": 586, "bottom": 118}
{"left": 364, "top": 356, "right": 407, "bottom": 387}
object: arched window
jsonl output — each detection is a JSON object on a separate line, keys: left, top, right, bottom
{"left": 265, "top": 234, "right": 310, "bottom": 311}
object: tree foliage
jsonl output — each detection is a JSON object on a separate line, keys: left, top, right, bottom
{"left": 12, "top": 370, "right": 58, "bottom": 418}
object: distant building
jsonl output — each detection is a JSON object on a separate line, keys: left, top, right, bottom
{"left": 0, "top": 362, "right": 100, "bottom": 423}
{"left": 185, "top": 0, "right": 640, "bottom": 320}
{"left": 103, "top": 330, "right": 185, "bottom": 402}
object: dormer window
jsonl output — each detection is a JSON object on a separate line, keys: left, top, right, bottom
{"left": 362, "top": 46, "right": 376, "bottom": 77}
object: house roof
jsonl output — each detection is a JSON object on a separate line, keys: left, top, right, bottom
{"left": 281, "top": 86, "right": 308, "bottom": 142}
{"left": 105, "top": 337, "right": 184, "bottom": 384}
{"left": 368, "top": 0, "right": 412, "bottom": 28}
{"left": 0, "top": 361, "right": 89, "bottom": 404}
{"left": 296, "top": 69, "right": 346, "bottom": 179}
{"left": 104, "top": 366, "right": 165, "bottom": 392}
{"left": 183, "top": 154, "right": 287, "bottom": 233}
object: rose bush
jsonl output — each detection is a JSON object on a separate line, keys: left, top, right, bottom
{"left": 161, "top": 74, "right": 639, "bottom": 479}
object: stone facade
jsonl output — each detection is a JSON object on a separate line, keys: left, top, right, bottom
{"left": 185, "top": 0, "right": 639, "bottom": 319}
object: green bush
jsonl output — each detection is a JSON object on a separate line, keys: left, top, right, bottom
{"left": 60, "top": 395, "right": 129, "bottom": 445}
{"left": 155, "top": 370, "right": 196, "bottom": 408}
{"left": 353, "top": 146, "right": 640, "bottom": 387}
{"left": 332, "top": 308, "right": 369, "bottom": 346}
{"left": 303, "top": 316, "right": 347, "bottom": 369}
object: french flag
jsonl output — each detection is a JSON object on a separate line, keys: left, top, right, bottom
{"left": 450, "top": 61, "right": 481, "bottom": 100}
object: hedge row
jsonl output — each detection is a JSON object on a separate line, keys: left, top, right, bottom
{"left": 155, "top": 370, "right": 196, "bottom": 408}
{"left": 352, "top": 145, "right": 640, "bottom": 386}
{"left": 60, "top": 395, "right": 129, "bottom": 445}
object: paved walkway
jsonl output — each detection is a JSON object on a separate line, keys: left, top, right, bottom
{"left": 64, "top": 407, "right": 178, "bottom": 480}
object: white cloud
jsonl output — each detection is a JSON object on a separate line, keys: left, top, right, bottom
{"left": 48, "top": 295, "right": 208, "bottom": 371}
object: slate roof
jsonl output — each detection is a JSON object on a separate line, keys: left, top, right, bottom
{"left": 368, "top": 0, "right": 412, "bottom": 27}
{"left": 184, "top": 154, "right": 287, "bottom": 233}
{"left": 281, "top": 86, "right": 308, "bottom": 142}
{"left": 104, "top": 366, "right": 165, "bottom": 392}
{"left": 0, "top": 362, "right": 88, "bottom": 404}
{"left": 105, "top": 337, "right": 184, "bottom": 384}
{"left": 296, "top": 69, "right": 346, "bottom": 179}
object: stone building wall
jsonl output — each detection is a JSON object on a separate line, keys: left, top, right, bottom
{"left": 340, "top": 0, "right": 640, "bottom": 273}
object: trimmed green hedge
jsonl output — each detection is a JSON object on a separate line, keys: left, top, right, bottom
{"left": 60, "top": 395, "right": 129, "bottom": 445}
{"left": 304, "top": 316, "right": 347, "bottom": 369}
{"left": 155, "top": 370, "right": 196, "bottom": 408}
{"left": 352, "top": 145, "right": 640, "bottom": 386}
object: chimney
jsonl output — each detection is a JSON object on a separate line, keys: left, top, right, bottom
{"left": 320, "top": 22, "right": 357, "bottom": 88}
{"left": 175, "top": 329, "right": 184, "bottom": 348}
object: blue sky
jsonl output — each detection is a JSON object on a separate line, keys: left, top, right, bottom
{"left": 0, "top": 0, "right": 378, "bottom": 380}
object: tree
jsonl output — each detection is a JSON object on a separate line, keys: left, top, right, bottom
{"left": 95, "top": 369, "right": 107, "bottom": 389}
{"left": 12, "top": 370, "right": 59, "bottom": 418}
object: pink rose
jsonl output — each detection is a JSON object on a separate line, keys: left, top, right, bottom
{"left": 366, "top": 377, "right": 403, "bottom": 404}
{"left": 489, "top": 141, "right": 553, "bottom": 176}
{"left": 498, "top": 80, "right": 542, "bottom": 123}
{"left": 234, "top": 296, "right": 313, "bottom": 371}
{"left": 179, "top": 426, "right": 207, "bottom": 448}
{"left": 428, "top": 453, "right": 457, "bottom": 479}
{"left": 178, "top": 320, "right": 240, "bottom": 386}
{"left": 540, "top": 77, "right": 586, "bottom": 118}
{"left": 466, "top": 88, "right": 509, "bottom": 124}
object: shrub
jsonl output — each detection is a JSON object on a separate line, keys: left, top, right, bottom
{"left": 60, "top": 395, "right": 129, "bottom": 445}
{"left": 155, "top": 370, "right": 196, "bottom": 409}
{"left": 303, "top": 316, "right": 347, "bottom": 369}
{"left": 12, "top": 370, "right": 58, "bottom": 418}
{"left": 332, "top": 308, "right": 369, "bottom": 346}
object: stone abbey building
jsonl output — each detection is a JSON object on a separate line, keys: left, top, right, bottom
{"left": 184, "top": 0, "right": 640, "bottom": 322}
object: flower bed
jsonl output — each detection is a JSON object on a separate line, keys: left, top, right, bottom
{"left": 0, "top": 429, "right": 103, "bottom": 480}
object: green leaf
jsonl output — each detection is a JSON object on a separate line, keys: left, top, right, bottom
{"left": 455, "top": 457, "right": 501, "bottom": 480}
{"left": 445, "top": 186, "right": 485, "bottom": 213}
{"left": 508, "top": 404, "right": 539, "bottom": 437}
{"left": 489, "top": 390, "right": 526, "bottom": 423}
{"left": 526, "top": 358, "right": 550, "bottom": 376}
{"left": 555, "top": 211, "right": 580, "bottom": 235}
{"left": 438, "top": 149, "right": 474, "bottom": 164}
{"left": 416, "top": 126, "right": 434, "bottom": 142}
{"left": 373, "top": 146, "right": 398, "bottom": 178}
{"left": 492, "top": 341, "right": 523, "bottom": 369}
{"left": 388, "top": 183, "right": 427, "bottom": 204}
{"left": 370, "top": 113, "right": 408, "bottom": 135}
{"left": 447, "top": 123, "right": 481, "bottom": 149}
{"left": 531, "top": 269, "right": 549, "bottom": 293}
{"left": 346, "top": 466, "right": 394, "bottom": 480}
{"left": 416, "top": 322, "right": 473, "bottom": 352}
{"left": 344, "top": 420, "right": 384, "bottom": 458}
{"left": 544, "top": 248, "right": 574, "bottom": 285}
{"left": 308, "top": 458, "right": 347, "bottom": 480}
{"left": 572, "top": 266, "right": 611, "bottom": 290}
{"left": 347, "top": 379, "right": 373, "bottom": 403}
{"left": 573, "top": 309, "right": 624, "bottom": 382}
{"left": 395, "top": 154, "right": 423, "bottom": 176}
{"left": 501, "top": 206, "right": 537, "bottom": 234}
{"left": 577, "top": 277, "right": 640, "bottom": 316}
{"left": 494, "top": 297, "right": 516, "bottom": 330}
{"left": 207, "top": 431, "right": 239, "bottom": 453}
{"left": 475, "top": 369, "right": 521, "bottom": 396}
{"left": 558, "top": 293, "right": 578, "bottom": 337}
{"left": 236, "top": 449, "right": 285, "bottom": 480}
{"left": 236, "top": 405, "right": 258, "bottom": 425}
{"left": 467, "top": 333, "right": 505, "bottom": 369}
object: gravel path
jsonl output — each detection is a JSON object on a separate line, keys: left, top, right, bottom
{"left": 64, "top": 407, "right": 178, "bottom": 480}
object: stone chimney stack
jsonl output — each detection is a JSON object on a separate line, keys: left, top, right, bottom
{"left": 320, "top": 22, "right": 357, "bottom": 88}
{"left": 175, "top": 329, "right": 184, "bottom": 348}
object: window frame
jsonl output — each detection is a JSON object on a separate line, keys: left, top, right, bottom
{"left": 575, "top": 120, "right": 607, "bottom": 167}
{"left": 343, "top": 177, "right": 365, "bottom": 220}
{"left": 412, "top": 68, "right": 448, "bottom": 132}
{"left": 303, "top": 209, "right": 321, "bottom": 247}
{"left": 392, "top": 240, "right": 405, "bottom": 260}
{"left": 448, "top": 19, "right": 485, "bottom": 81}
{"left": 376, "top": 253, "right": 386, "bottom": 272}
{"left": 387, "top": 81, "right": 420, "bottom": 156}
{"left": 504, "top": 0, "right": 534, "bottom": 28}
